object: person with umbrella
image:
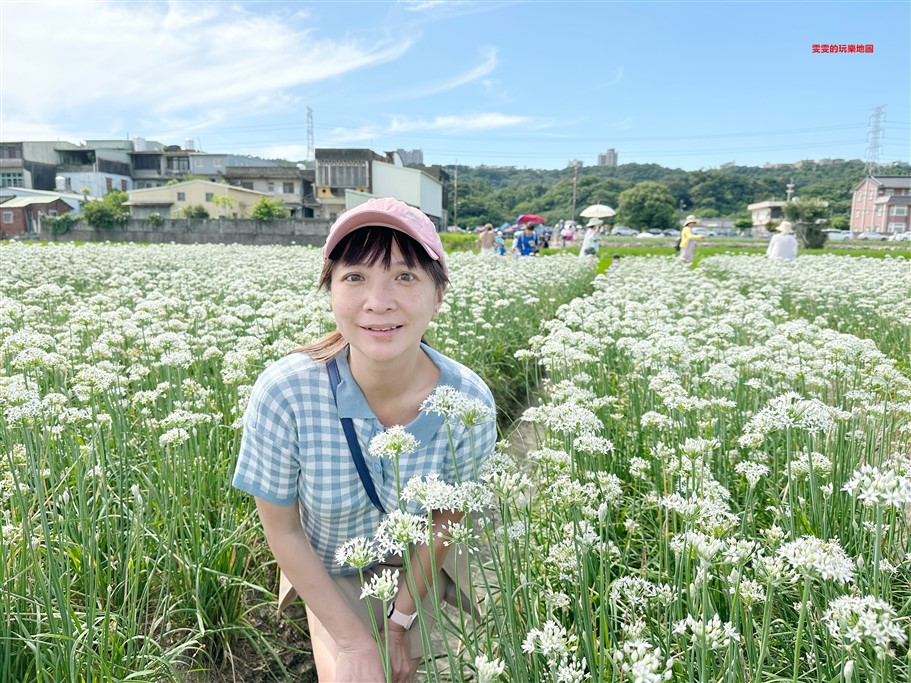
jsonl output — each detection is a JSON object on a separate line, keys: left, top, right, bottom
{"left": 579, "top": 218, "right": 602, "bottom": 259}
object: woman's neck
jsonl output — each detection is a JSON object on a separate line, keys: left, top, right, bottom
{"left": 347, "top": 346, "right": 440, "bottom": 425}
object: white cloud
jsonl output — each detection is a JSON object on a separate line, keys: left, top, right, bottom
{"left": 389, "top": 113, "right": 529, "bottom": 132}
{"left": 399, "top": 0, "right": 473, "bottom": 12}
{"left": 0, "top": 1, "right": 413, "bottom": 138}
{"left": 396, "top": 46, "right": 498, "bottom": 99}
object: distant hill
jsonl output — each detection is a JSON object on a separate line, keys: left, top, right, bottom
{"left": 444, "top": 160, "right": 911, "bottom": 228}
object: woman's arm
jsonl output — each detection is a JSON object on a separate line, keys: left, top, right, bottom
{"left": 255, "top": 498, "right": 387, "bottom": 682}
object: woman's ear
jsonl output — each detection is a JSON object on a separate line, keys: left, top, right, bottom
{"left": 433, "top": 286, "right": 446, "bottom": 315}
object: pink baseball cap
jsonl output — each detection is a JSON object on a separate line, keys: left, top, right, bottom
{"left": 322, "top": 197, "right": 448, "bottom": 277}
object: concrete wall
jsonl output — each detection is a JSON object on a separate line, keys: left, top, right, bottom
{"left": 48, "top": 217, "right": 333, "bottom": 246}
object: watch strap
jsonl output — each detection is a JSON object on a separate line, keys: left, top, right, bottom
{"left": 387, "top": 602, "right": 418, "bottom": 630}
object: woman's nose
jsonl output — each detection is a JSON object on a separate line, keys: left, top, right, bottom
{"left": 363, "top": 280, "right": 395, "bottom": 310}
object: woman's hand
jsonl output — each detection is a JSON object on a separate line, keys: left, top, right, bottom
{"left": 335, "top": 637, "right": 387, "bottom": 682}
{"left": 382, "top": 624, "right": 419, "bottom": 683}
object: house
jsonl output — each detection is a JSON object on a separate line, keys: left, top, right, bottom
{"left": 125, "top": 179, "right": 273, "bottom": 219}
{"left": 747, "top": 200, "right": 788, "bottom": 236}
{"left": 314, "top": 148, "right": 445, "bottom": 226}
{"left": 1, "top": 141, "right": 68, "bottom": 190}
{"left": 224, "top": 166, "right": 317, "bottom": 217}
{"left": 0, "top": 140, "right": 134, "bottom": 196}
{"left": 850, "top": 176, "right": 911, "bottom": 236}
{"left": 129, "top": 137, "right": 276, "bottom": 189}
{"left": 0, "top": 186, "right": 90, "bottom": 213}
{"left": 0, "top": 196, "right": 72, "bottom": 236}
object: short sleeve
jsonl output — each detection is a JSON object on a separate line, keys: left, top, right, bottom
{"left": 232, "top": 370, "right": 300, "bottom": 506}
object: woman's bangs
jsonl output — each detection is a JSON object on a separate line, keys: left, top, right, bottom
{"left": 334, "top": 227, "right": 424, "bottom": 270}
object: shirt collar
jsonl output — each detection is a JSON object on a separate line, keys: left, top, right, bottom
{"left": 334, "top": 344, "right": 457, "bottom": 444}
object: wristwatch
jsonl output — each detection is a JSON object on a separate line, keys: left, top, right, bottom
{"left": 386, "top": 601, "right": 418, "bottom": 630}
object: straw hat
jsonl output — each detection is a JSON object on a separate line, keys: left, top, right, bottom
{"left": 683, "top": 215, "right": 698, "bottom": 226}
{"left": 586, "top": 217, "right": 603, "bottom": 227}
{"left": 777, "top": 221, "right": 794, "bottom": 234}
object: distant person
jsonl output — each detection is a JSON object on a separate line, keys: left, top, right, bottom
{"left": 560, "top": 222, "right": 574, "bottom": 248}
{"left": 766, "top": 221, "right": 798, "bottom": 262}
{"left": 477, "top": 224, "right": 496, "bottom": 255}
{"left": 608, "top": 254, "right": 621, "bottom": 274}
{"left": 494, "top": 234, "right": 506, "bottom": 256}
{"left": 513, "top": 223, "right": 540, "bottom": 257}
{"left": 579, "top": 218, "right": 601, "bottom": 259}
{"left": 677, "top": 215, "right": 704, "bottom": 265}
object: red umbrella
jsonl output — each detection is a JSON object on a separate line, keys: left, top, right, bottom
{"left": 517, "top": 213, "right": 546, "bottom": 224}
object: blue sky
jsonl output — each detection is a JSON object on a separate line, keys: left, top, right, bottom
{"left": 2, "top": 0, "right": 908, "bottom": 170}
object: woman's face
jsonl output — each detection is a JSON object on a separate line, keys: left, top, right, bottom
{"left": 329, "top": 242, "right": 443, "bottom": 367}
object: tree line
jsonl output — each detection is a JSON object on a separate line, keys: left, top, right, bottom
{"left": 447, "top": 160, "right": 911, "bottom": 230}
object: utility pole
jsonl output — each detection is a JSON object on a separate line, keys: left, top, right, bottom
{"left": 306, "top": 107, "right": 314, "bottom": 161}
{"left": 786, "top": 180, "right": 795, "bottom": 202}
{"left": 570, "top": 160, "right": 581, "bottom": 220}
{"left": 453, "top": 162, "right": 458, "bottom": 229}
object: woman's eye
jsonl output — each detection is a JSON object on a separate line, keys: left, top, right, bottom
{"left": 342, "top": 273, "right": 363, "bottom": 282}
{"left": 397, "top": 272, "right": 415, "bottom": 281}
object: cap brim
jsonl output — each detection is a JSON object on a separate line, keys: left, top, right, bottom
{"left": 323, "top": 209, "right": 441, "bottom": 263}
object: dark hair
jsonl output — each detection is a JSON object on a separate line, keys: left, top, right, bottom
{"left": 319, "top": 225, "right": 448, "bottom": 291}
{"left": 294, "top": 226, "right": 448, "bottom": 362}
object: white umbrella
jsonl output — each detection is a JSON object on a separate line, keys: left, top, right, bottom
{"left": 580, "top": 204, "right": 616, "bottom": 218}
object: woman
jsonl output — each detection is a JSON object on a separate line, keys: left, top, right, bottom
{"left": 766, "top": 220, "right": 798, "bottom": 261}
{"left": 677, "top": 214, "right": 704, "bottom": 265}
{"left": 233, "top": 197, "right": 497, "bottom": 682}
{"left": 579, "top": 218, "right": 601, "bottom": 259}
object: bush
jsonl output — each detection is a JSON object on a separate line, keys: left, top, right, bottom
{"left": 180, "top": 205, "right": 210, "bottom": 219}
{"left": 250, "top": 197, "right": 289, "bottom": 221}
{"left": 82, "top": 190, "right": 129, "bottom": 229}
{"left": 148, "top": 213, "right": 164, "bottom": 227}
{"left": 42, "top": 213, "right": 76, "bottom": 236}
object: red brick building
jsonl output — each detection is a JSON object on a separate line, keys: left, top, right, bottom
{"left": 850, "top": 175, "right": 911, "bottom": 236}
{"left": 0, "top": 196, "right": 72, "bottom": 236}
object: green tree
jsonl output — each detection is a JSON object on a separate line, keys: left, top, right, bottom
{"left": 211, "top": 195, "right": 236, "bottom": 218}
{"left": 617, "top": 181, "right": 677, "bottom": 231}
{"left": 82, "top": 190, "right": 129, "bottom": 229}
{"left": 783, "top": 197, "right": 830, "bottom": 248}
{"left": 251, "top": 196, "right": 290, "bottom": 221}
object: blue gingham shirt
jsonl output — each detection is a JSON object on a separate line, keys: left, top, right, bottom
{"left": 232, "top": 343, "right": 497, "bottom": 575}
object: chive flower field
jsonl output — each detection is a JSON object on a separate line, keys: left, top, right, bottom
{"left": 1, "top": 242, "right": 908, "bottom": 682}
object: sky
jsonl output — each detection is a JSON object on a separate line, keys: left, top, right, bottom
{"left": 1, "top": 0, "right": 909, "bottom": 171}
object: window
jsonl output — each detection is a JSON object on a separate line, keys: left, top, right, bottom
{"left": 0, "top": 172, "right": 24, "bottom": 187}
{"left": 267, "top": 182, "right": 275, "bottom": 192}
{"left": 177, "top": 192, "right": 186, "bottom": 201}
{"left": 205, "top": 192, "right": 214, "bottom": 202}
{"left": 121, "top": 180, "right": 128, "bottom": 191}
{"left": 2, "top": 211, "right": 13, "bottom": 223}
{"left": 888, "top": 222, "right": 906, "bottom": 232}
{"left": 48, "top": 210, "right": 58, "bottom": 217}
{"left": 106, "top": 177, "right": 113, "bottom": 192}
{"left": 885, "top": 189, "right": 894, "bottom": 197}
{"left": 283, "top": 182, "right": 295, "bottom": 194}
{"left": 241, "top": 181, "right": 253, "bottom": 190}
{"left": 167, "top": 157, "right": 190, "bottom": 172}
{"left": 889, "top": 206, "right": 907, "bottom": 216}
